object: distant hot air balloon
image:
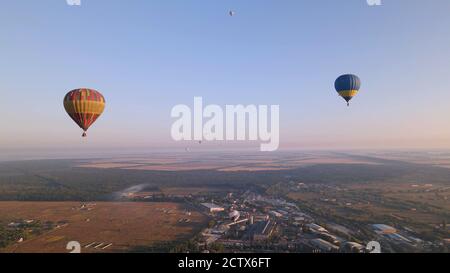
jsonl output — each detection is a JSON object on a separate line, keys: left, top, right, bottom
{"left": 63, "top": 88, "right": 105, "bottom": 137}
{"left": 334, "top": 74, "right": 361, "bottom": 106}
{"left": 229, "top": 11, "right": 235, "bottom": 16}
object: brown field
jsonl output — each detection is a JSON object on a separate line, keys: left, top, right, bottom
{"left": 76, "top": 163, "right": 146, "bottom": 169}
{"left": 287, "top": 183, "right": 450, "bottom": 230}
{"left": 218, "top": 166, "right": 291, "bottom": 172}
{"left": 152, "top": 187, "right": 232, "bottom": 195}
{"left": 128, "top": 187, "right": 232, "bottom": 199}
{"left": 123, "top": 162, "right": 231, "bottom": 171}
{"left": 361, "top": 151, "right": 450, "bottom": 168}
{"left": 0, "top": 202, "right": 208, "bottom": 253}
{"left": 75, "top": 154, "right": 381, "bottom": 172}
{"left": 284, "top": 158, "right": 381, "bottom": 166}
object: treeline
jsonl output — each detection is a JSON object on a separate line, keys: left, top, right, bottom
{"left": 0, "top": 160, "right": 281, "bottom": 201}
{"left": 2, "top": 159, "right": 450, "bottom": 201}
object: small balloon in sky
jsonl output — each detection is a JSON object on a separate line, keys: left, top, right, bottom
{"left": 229, "top": 11, "right": 236, "bottom": 17}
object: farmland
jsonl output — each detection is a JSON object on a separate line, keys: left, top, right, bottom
{"left": 0, "top": 202, "right": 208, "bottom": 253}
{"left": 0, "top": 151, "right": 449, "bottom": 252}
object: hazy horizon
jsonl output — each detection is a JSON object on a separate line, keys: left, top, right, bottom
{"left": 2, "top": 146, "right": 450, "bottom": 162}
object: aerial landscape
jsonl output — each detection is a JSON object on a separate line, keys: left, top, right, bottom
{"left": 1, "top": 151, "right": 448, "bottom": 253}
{"left": 1, "top": 1, "right": 450, "bottom": 265}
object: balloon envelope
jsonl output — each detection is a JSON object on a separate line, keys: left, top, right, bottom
{"left": 335, "top": 74, "right": 361, "bottom": 104}
{"left": 63, "top": 88, "right": 105, "bottom": 136}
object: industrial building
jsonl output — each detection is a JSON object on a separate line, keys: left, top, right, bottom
{"left": 310, "top": 238, "right": 339, "bottom": 252}
{"left": 246, "top": 220, "right": 276, "bottom": 241}
{"left": 307, "top": 223, "right": 328, "bottom": 233}
{"left": 201, "top": 203, "right": 225, "bottom": 213}
{"left": 372, "top": 224, "right": 397, "bottom": 235}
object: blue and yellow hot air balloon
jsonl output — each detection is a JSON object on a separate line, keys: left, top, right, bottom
{"left": 334, "top": 74, "right": 361, "bottom": 106}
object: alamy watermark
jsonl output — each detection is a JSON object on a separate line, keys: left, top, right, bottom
{"left": 66, "top": 0, "right": 81, "bottom": 6}
{"left": 66, "top": 240, "right": 379, "bottom": 253}
{"left": 367, "top": 0, "right": 382, "bottom": 6}
{"left": 366, "top": 241, "right": 382, "bottom": 253}
{"left": 66, "top": 241, "right": 81, "bottom": 253}
{"left": 171, "top": 97, "right": 279, "bottom": 152}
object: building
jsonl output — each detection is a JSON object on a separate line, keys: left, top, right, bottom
{"left": 342, "top": 242, "right": 365, "bottom": 253}
{"left": 229, "top": 210, "right": 240, "bottom": 222}
{"left": 246, "top": 220, "right": 276, "bottom": 241}
{"left": 372, "top": 224, "right": 397, "bottom": 235}
{"left": 310, "top": 238, "right": 339, "bottom": 252}
{"left": 317, "top": 232, "right": 341, "bottom": 245}
{"left": 307, "top": 223, "right": 328, "bottom": 233}
{"left": 201, "top": 203, "right": 225, "bottom": 213}
{"left": 269, "top": 211, "right": 283, "bottom": 218}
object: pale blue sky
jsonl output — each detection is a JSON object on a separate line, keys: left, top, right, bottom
{"left": 1, "top": 0, "right": 450, "bottom": 154}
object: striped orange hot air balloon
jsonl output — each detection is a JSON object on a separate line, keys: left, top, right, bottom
{"left": 63, "top": 88, "right": 106, "bottom": 137}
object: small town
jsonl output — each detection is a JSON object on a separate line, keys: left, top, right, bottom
{"left": 121, "top": 181, "right": 445, "bottom": 253}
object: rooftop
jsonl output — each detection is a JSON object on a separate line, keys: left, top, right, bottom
{"left": 201, "top": 203, "right": 224, "bottom": 209}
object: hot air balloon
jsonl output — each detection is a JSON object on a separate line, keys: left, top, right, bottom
{"left": 229, "top": 11, "right": 235, "bottom": 16}
{"left": 63, "top": 88, "right": 105, "bottom": 137}
{"left": 334, "top": 74, "right": 361, "bottom": 106}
